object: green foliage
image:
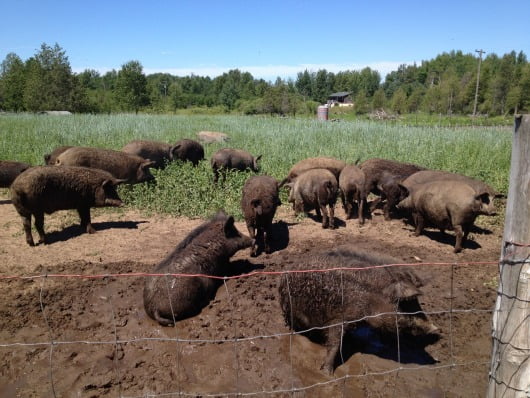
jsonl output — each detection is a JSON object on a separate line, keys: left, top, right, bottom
{"left": 0, "top": 114, "right": 512, "bottom": 222}
{"left": 115, "top": 60, "right": 149, "bottom": 114}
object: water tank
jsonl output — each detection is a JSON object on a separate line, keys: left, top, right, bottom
{"left": 317, "top": 105, "right": 329, "bottom": 121}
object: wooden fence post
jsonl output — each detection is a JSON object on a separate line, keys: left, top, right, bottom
{"left": 487, "top": 115, "right": 530, "bottom": 397}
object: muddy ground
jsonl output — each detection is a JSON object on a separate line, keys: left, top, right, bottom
{"left": 0, "top": 189, "right": 502, "bottom": 398}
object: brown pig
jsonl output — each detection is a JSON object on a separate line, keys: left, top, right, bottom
{"left": 279, "top": 245, "right": 439, "bottom": 374}
{"left": 286, "top": 168, "right": 338, "bottom": 229}
{"left": 241, "top": 175, "right": 281, "bottom": 256}
{"left": 44, "top": 146, "right": 73, "bottom": 165}
{"left": 122, "top": 138, "right": 205, "bottom": 168}
{"left": 55, "top": 146, "right": 156, "bottom": 184}
{"left": 397, "top": 180, "right": 494, "bottom": 253}
{"left": 338, "top": 163, "right": 367, "bottom": 224}
{"left": 211, "top": 148, "right": 261, "bottom": 183}
{"left": 0, "top": 160, "right": 31, "bottom": 188}
{"left": 279, "top": 156, "right": 346, "bottom": 188}
{"left": 10, "top": 166, "right": 124, "bottom": 246}
{"left": 143, "top": 211, "right": 252, "bottom": 326}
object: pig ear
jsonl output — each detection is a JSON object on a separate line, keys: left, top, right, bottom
{"left": 169, "top": 144, "right": 181, "bottom": 159}
{"left": 383, "top": 281, "right": 422, "bottom": 301}
{"left": 255, "top": 155, "right": 262, "bottom": 162}
{"left": 398, "top": 183, "right": 409, "bottom": 198}
{"left": 223, "top": 215, "right": 236, "bottom": 236}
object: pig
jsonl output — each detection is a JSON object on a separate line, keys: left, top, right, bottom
{"left": 359, "top": 158, "right": 427, "bottom": 219}
{"left": 279, "top": 245, "right": 439, "bottom": 374}
{"left": 210, "top": 148, "right": 261, "bottom": 183}
{"left": 241, "top": 175, "right": 281, "bottom": 256}
{"left": 171, "top": 138, "right": 205, "bottom": 166}
{"left": 44, "top": 146, "right": 73, "bottom": 165}
{"left": 55, "top": 146, "right": 156, "bottom": 184}
{"left": 143, "top": 211, "right": 253, "bottom": 326}
{"left": 10, "top": 166, "right": 124, "bottom": 246}
{"left": 402, "top": 169, "right": 499, "bottom": 212}
{"left": 375, "top": 171, "right": 414, "bottom": 220}
{"left": 0, "top": 160, "right": 31, "bottom": 188}
{"left": 279, "top": 157, "right": 346, "bottom": 188}
{"left": 338, "top": 164, "right": 367, "bottom": 224}
{"left": 122, "top": 138, "right": 205, "bottom": 168}
{"left": 286, "top": 168, "right": 338, "bottom": 229}
{"left": 197, "top": 131, "right": 230, "bottom": 144}
{"left": 397, "top": 180, "right": 494, "bottom": 253}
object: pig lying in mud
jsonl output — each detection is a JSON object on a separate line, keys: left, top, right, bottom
{"left": 279, "top": 156, "right": 346, "bottom": 188}
{"left": 10, "top": 166, "right": 124, "bottom": 246}
{"left": 122, "top": 138, "right": 205, "bottom": 168}
{"left": 397, "top": 180, "right": 495, "bottom": 253}
{"left": 241, "top": 175, "right": 281, "bottom": 256}
{"left": 55, "top": 146, "right": 156, "bottom": 184}
{"left": 211, "top": 148, "right": 261, "bottom": 184}
{"left": 0, "top": 160, "right": 31, "bottom": 188}
{"left": 143, "top": 211, "right": 252, "bottom": 326}
{"left": 286, "top": 168, "right": 338, "bottom": 229}
{"left": 338, "top": 164, "right": 367, "bottom": 224}
{"left": 279, "top": 245, "right": 439, "bottom": 374}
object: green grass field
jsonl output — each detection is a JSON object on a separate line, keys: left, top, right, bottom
{"left": 0, "top": 113, "right": 512, "bottom": 219}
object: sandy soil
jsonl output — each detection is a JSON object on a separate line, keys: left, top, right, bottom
{"left": 0, "top": 189, "right": 503, "bottom": 398}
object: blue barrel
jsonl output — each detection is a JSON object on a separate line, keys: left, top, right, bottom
{"left": 317, "top": 105, "right": 329, "bottom": 121}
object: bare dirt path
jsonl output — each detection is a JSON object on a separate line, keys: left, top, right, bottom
{"left": 0, "top": 189, "right": 503, "bottom": 397}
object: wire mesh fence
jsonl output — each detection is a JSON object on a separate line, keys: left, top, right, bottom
{"left": 0, "top": 260, "right": 499, "bottom": 397}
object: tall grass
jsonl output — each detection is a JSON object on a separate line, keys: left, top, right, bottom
{"left": 0, "top": 113, "right": 512, "bottom": 219}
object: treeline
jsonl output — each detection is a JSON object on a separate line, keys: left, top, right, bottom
{"left": 1, "top": 43, "right": 529, "bottom": 116}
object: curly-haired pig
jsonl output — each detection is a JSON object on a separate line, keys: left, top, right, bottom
{"left": 122, "top": 138, "right": 204, "bottom": 168}
{"left": 0, "top": 160, "right": 31, "bottom": 188}
{"left": 279, "top": 156, "right": 346, "bottom": 188}
{"left": 211, "top": 148, "right": 261, "bottom": 183}
{"left": 397, "top": 180, "right": 494, "bottom": 253}
{"left": 286, "top": 168, "right": 338, "bottom": 229}
{"left": 241, "top": 175, "right": 281, "bottom": 256}
{"left": 338, "top": 163, "right": 367, "bottom": 224}
{"left": 10, "top": 166, "right": 124, "bottom": 246}
{"left": 279, "top": 245, "right": 439, "bottom": 374}
{"left": 359, "top": 158, "right": 426, "bottom": 219}
{"left": 55, "top": 146, "right": 156, "bottom": 184}
{"left": 402, "top": 170, "right": 498, "bottom": 214}
{"left": 143, "top": 211, "right": 252, "bottom": 326}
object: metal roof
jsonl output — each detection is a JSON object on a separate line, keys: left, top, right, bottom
{"left": 328, "top": 91, "right": 352, "bottom": 98}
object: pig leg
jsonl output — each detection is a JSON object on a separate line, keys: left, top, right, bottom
{"left": 322, "top": 328, "right": 343, "bottom": 374}
{"left": 264, "top": 224, "right": 273, "bottom": 254}
{"left": 246, "top": 223, "right": 258, "bottom": 256}
{"left": 413, "top": 212, "right": 424, "bottom": 236}
{"left": 320, "top": 203, "right": 329, "bottom": 228}
{"left": 328, "top": 204, "right": 336, "bottom": 229}
{"left": 453, "top": 225, "right": 464, "bottom": 253}
{"left": 21, "top": 214, "right": 35, "bottom": 246}
{"left": 34, "top": 212, "right": 46, "bottom": 245}
{"left": 78, "top": 207, "right": 96, "bottom": 234}
{"left": 358, "top": 197, "right": 365, "bottom": 225}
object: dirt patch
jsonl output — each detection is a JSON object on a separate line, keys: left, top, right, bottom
{"left": 0, "top": 190, "right": 502, "bottom": 397}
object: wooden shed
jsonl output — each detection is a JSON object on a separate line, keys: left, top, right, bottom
{"left": 327, "top": 92, "right": 353, "bottom": 107}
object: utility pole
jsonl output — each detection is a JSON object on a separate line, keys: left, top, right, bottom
{"left": 473, "top": 49, "right": 486, "bottom": 117}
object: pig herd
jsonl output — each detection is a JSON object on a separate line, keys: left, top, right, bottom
{"left": 0, "top": 138, "right": 500, "bottom": 373}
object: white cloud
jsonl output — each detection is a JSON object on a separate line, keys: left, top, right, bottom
{"left": 73, "top": 61, "right": 411, "bottom": 81}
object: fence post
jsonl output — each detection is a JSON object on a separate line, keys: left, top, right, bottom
{"left": 487, "top": 115, "right": 530, "bottom": 397}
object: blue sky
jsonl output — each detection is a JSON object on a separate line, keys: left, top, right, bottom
{"left": 1, "top": 0, "right": 529, "bottom": 81}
